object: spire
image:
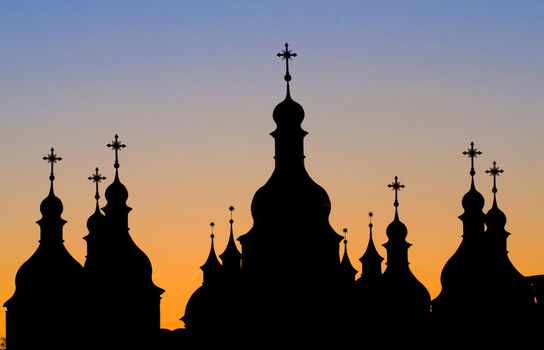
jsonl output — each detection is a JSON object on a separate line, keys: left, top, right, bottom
{"left": 340, "top": 228, "right": 358, "bottom": 282}
{"left": 201, "top": 222, "right": 222, "bottom": 284}
{"left": 39, "top": 148, "right": 64, "bottom": 220}
{"left": 219, "top": 205, "right": 242, "bottom": 274}
{"left": 360, "top": 212, "right": 384, "bottom": 279}
{"left": 277, "top": 42, "right": 297, "bottom": 97}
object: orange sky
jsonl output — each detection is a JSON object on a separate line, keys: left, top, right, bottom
{"left": 1, "top": 1, "right": 543, "bottom": 335}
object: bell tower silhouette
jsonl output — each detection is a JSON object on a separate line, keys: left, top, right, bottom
{"left": 237, "top": 43, "right": 344, "bottom": 341}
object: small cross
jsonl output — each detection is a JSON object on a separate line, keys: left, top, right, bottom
{"left": 277, "top": 43, "right": 297, "bottom": 82}
{"left": 43, "top": 148, "right": 62, "bottom": 181}
{"left": 388, "top": 176, "right": 405, "bottom": 208}
{"left": 485, "top": 161, "right": 504, "bottom": 194}
{"left": 107, "top": 134, "right": 126, "bottom": 169}
{"left": 463, "top": 141, "right": 482, "bottom": 177}
{"left": 88, "top": 167, "right": 106, "bottom": 200}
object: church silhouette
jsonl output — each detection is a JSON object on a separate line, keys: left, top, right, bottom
{"left": 4, "top": 44, "right": 544, "bottom": 349}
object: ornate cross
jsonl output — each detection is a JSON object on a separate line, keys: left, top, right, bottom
{"left": 277, "top": 43, "right": 297, "bottom": 82}
{"left": 485, "top": 161, "right": 504, "bottom": 194}
{"left": 388, "top": 176, "right": 405, "bottom": 208}
{"left": 463, "top": 141, "right": 482, "bottom": 177}
{"left": 88, "top": 167, "right": 106, "bottom": 200}
{"left": 43, "top": 148, "right": 62, "bottom": 181}
{"left": 107, "top": 134, "right": 126, "bottom": 169}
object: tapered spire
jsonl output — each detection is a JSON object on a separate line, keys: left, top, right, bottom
{"left": 340, "top": 228, "right": 357, "bottom": 282}
{"left": 360, "top": 212, "right": 384, "bottom": 281}
{"left": 201, "top": 222, "right": 222, "bottom": 284}
{"left": 219, "top": 205, "right": 242, "bottom": 274}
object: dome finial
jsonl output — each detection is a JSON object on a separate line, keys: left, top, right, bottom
{"left": 463, "top": 141, "right": 482, "bottom": 186}
{"left": 277, "top": 42, "right": 297, "bottom": 96}
{"left": 229, "top": 205, "right": 235, "bottom": 224}
{"left": 388, "top": 176, "right": 405, "bottom": 219}
{"left": 88, "top": 167, "right": 106, "bottom": 207}
{"left": 42, "top": 147, "right": 62, "bottom": 193}
{"left": 342, "top": 227, "right": 348, "bottom": 245}
{"left": 210, "top": 221, "right": 215, "bottom": 240}
{"left": 485, "top": 161, "right": 504, "bottom": 204}
{"left": 107, "top": 134, "right": 126, "bottom": 177}
{"left": 368, "top": 211, "right": 374, "bottom": 238}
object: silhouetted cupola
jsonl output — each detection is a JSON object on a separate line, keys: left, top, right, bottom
{"left": 459, "top": 142, "right": 486, "bottom": 231}
{"left": 219, "top": 206, "right": 242, "bottom": 274}
{"left": 103, "top": 134, "right": 130, "bottom": 222}
{"left": 201, "top": 222, "right": 222, "bottom": 284}
{"left": 340, "top": 228, "right": 358, "bottom": 282}
{"left": 84, "top": 168, "right": 106, "bottom": 238}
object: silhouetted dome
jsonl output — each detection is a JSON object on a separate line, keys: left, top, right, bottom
{"left": 86, "top": 204, "right": 105, "bottom": 232}
{"left": 272, "top": 93, "right": 305, "bottom": 129}
{"left": 386, "top": 215, "right": 408, "bottom": 240}
{"left": 105, "top": 174, "right": 129, "bottom": 204}
{"left": 40, "top": 188, "right": 63, "bottom": 218}
{"left": 461, "top": 184, "right": 485, "bottom": 213}
{"left": 486, "top": 200, "right": 507, "bottom": 230}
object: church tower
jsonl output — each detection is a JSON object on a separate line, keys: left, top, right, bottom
{"left": 4, "top": 149, "right": 84, "bottom": 350}
{"left": 237, "top": 43, "right": 344, "bottom": 341}
{"left": 84, "top": 134, "right": 164, "bottom": 349}
{"left": 380, "top": 176, "right": 431, "bottom": 334}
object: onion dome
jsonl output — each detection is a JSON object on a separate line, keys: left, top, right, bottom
{"left": 386, "top": 177, "right": 408, "bottom": 241}
{"left": 461, "top": 142, "right": 485, "bottom": 213}
{"left": 104, "top": 134, "right": 129, "bottom": 207}
{"left": 39, "top": 148, "right": 64, "bottom": 219}
{"left": 85, "top": 168, "right": 106, "bottom": 233}
{"left": 272, "top": 88, "right": 305, "bottom": 130}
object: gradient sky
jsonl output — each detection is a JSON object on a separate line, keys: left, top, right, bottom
{"left": 1, "top": 1, "right": 543, "bottom": 334}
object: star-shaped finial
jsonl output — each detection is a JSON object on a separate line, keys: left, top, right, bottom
{"left": 277, "top": 43, "right": 297, "bottom": 82}
{"left": 43, "top": 147, "right": 62, "bottom": 182}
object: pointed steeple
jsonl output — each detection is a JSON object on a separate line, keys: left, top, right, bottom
{"left": 359, "top": 212, "right": 383, "bottom": 283}
{"left": 340, "top": 228, "right": 358, "bottom": 282}
{"left": 219, "top": 206, "right": 242, "bottom": 275}
{"left": 201, "top": 222, "right": 222, "bottom": 284}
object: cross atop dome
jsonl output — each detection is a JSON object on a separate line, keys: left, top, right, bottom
{"left": 277, "top": 42, "right": 297, "bottom": 83}
{"left": 43, "top": 147, "right": 62, "bottom": 183}
{"left": 107, "top": 134, "right": 126, "bottom": 172}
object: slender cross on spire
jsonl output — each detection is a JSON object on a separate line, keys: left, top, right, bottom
{"left": 463, "top": 141, "right": 482, "bottom": 178}
{"left": 277, "top": 43, "right": 297, "bottom": 82}
{"left": 388, "top": 176, "right": 405, "bottom": 209}
{"left": 485, "top": 161, "right": 504, "bottom": 195}
{"left": 107, "top": 134, "right": 126, "bottom": 171}
{"left": 88, "top": 167, "right": 106, "bottom": 201}
{"left": 43, "top": 148, "right": 62, "bottom": 182}
{"left": 229, "top": 205, "right": 235, "bottom": 224}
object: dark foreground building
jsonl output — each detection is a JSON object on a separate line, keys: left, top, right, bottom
{"left": 5, "top": 44, "right": 543, "bottom": 349}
